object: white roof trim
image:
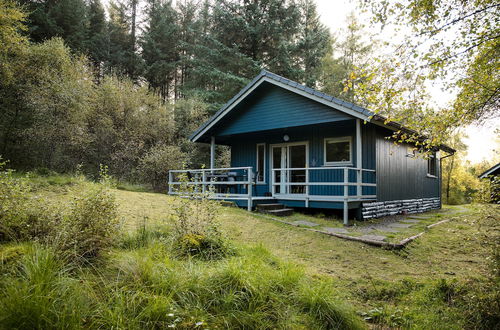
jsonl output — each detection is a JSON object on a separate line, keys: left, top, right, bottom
{"left": 191, "top": 76, "right": 369, "bottom": 142}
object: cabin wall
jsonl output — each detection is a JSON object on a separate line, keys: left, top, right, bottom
{"left": 229, "top": 120, "right": 377, "bottom": 199}
{"left": 229, "top": 123, "right": 441, "bottom": 208}
{"left": 374, "top": 126, "right": 441, "bottom": 202}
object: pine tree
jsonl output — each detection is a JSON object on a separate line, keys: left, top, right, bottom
{"left": 209, "top": 0, "right": 329, "bottom": 86}
{"left": 141, "top": 0, "right": 180, "bottom": 101}
{"left": 19, "top": 0, "right": 88, "bottom": 52}
{"left": 106, "top": 0, "right": 142, "bottom": 79}
{"left": 86, "top": 0, "right": 109, "bottom": 76}
{"left": 295, "top": 0, "right": 330, "bottom": 87}
{"left": 320, "top": 13, "right": 373, "bottom": 101}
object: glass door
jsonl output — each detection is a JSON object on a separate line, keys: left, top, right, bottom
{"left": 271, "top": 143, "right": 307, "bottom": 195}
{"left": 272, "top": 146, "right": 287, "bottom": 194}
{"left": 288, "top": 144, "right": 306, "bottom": 194}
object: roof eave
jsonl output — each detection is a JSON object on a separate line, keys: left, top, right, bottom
{"left": 479, "top": 163, "right": 500, "bottom": 179}
{"left": 370, "top": 114, "right": 456, "bottom": 154}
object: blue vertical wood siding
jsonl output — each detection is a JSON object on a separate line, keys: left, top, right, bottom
{"left": 373, "top": 126, "right": 440, "bottom": 201}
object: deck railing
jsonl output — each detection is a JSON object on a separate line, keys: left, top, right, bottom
{"left": 168, "top": 166, "right": 376, "bottom": 215}
{"left": 271, "top": 166, "right": 376, "bottom": 222}
{"left": 168, "top": 167, "right": 255, "bottom": 210}
{"left": 271, "top": 167, "right": 376, "bottom": 200}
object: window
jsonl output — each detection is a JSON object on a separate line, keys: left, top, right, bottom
{"left": 324, "top": 137, "right": 352, "bottom": 166}
{"left": 256, "top": 143, "right": 265, "bottom": 183}
{"left": 427, "top": 153, "right": 437, "bottom": 177}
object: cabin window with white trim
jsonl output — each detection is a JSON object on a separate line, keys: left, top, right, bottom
{"left": 427, "top": 153, "right": 437, "bottom": 177}
{"left": 324, "top": 137, "right": 352, "bottom": 166}
{"left": 256, "top": 143, "right": 265, "bottom": 183}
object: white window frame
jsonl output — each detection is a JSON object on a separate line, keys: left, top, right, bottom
{"left": 427, "top": 153, "right": 438, "bottom": 178}
{"left": 323, "top": 136, "right": 353, "bottom": 166}
{"left": 256, "top": 143, "right": 266, "bottom": 184}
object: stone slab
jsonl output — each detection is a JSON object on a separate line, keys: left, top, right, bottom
{"left": 292, "top": 220, "right": 320, "bottom": 227}
{"left": 323, "top": 227, "right": 349, "bottom": 234}
{"left": 372, "top": 226, "right": 400, "bottom": 233}
{"left": 360, "top": 235, "right": 387, "bottom": 241}
{"left": 388, "top": 223, "right": 413, "bottom": 228}
{"left": 399, "top": 219, "right": 421, "bottom": 223}
{"left": 408, "top": 215, "right": 431, "bottom": 219}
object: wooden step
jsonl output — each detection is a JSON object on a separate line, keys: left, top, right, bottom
{"left": 267, "top": 208, "right": 294, "bottom": 217}
{"left": 256, "top": 203, "right": 284, "bottom": 211}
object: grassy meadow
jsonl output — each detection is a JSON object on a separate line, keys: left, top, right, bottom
{"left": 1, "top": 173, "right": 499, "bottom": 329}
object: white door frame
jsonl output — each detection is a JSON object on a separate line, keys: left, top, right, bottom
{"left": 270, "top": 141, "right": 309, "bottom": 196}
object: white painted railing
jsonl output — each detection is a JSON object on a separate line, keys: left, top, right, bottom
{"left": 168, "top": 166, "right": 377, "bottom": 218}
{"left": 271, "top": 167, "right": 377, "bottom": 211}
{"left": 168, "top": 167, "right": 254, "bottom": 210}
{"left": 271, "top": 166, "right": 376, "bottom": 225}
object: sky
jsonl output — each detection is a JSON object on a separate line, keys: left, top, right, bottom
{"left": 314, "top": 0, "right": 499, "bottom": 163}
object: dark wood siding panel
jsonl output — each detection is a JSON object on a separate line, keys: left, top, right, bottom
{"left": 216, "top": 85, "right": 351, "bottom": 136}
{"left": 375, "top": 127, "right": 440, "bottom": 201}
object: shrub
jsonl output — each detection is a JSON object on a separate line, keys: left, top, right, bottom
{"left": 0, "top": 160, "right": 36, "bottom": 242}
{"left": 0, "top": 162, "right": 119, "bottom": 262}
{"left": 137, "top": 144, "right": 187, "bottom": 192}
{"left": 55, "top": 181, "right": 119, "bottom": 260}
{"left": 170, "top": 177, "right": 233, "bottom": 260}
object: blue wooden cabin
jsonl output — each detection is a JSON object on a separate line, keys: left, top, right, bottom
{"left": 168, "top": 70, "right": 455, "bottom": 224}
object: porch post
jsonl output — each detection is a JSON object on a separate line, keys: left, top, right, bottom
{"left": 356, "top": 119, "right": 362, "bottom": 198}
{"left": 210, "top": 136, "right": 215, "bottom": 170}
{"left": 247, "top": 167, "right": 253, "bottom": 211}
{"left": 168, "top": 171, "right": 173, "bottom": 195}
{"left": 343, "top": 168, "right": 349, "bottom": 225}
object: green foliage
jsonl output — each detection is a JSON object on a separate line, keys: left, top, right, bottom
{"left": 0, "top": 37, "right": 94, "bottom": 170}
{"left": 86, "top": 0, "right": 108, "bottom": 72}
{"left": 55, "top": 181, "right": 119, "bottom": 260}
{"left": 0, "top": 172, "right": 366, "bottom": 329}
{"left": 103, "top": 243, "right": 364, "bottom": 329}
{"left": 0, "top": 163, "right": 119, "bottom": 262}
{"left": 441, "top": 133, "right": 483, "bottom": 204}
{"left": 0, "top": 160, "right": 51, "bottom": 242}
{"left": 141, "top": 0, "right": 180, "bottom": 102}
{"left": 138, "top": 144, "right": 187, "bottom": 192}
{"left": 88, "top": 75, "right": 176, "bottom": 180}
{"left": 361, "top": 306, "right": 408, "bottom": 328}
{"left": 0, "top": 246, "right": 93, "bottom": 329}
{"left": 119, "top": 217, "right": 170, "bottom": 250}
{"left": 0, "top": 0, "right": 27, "bottom": 82}
{"left": 356, "top": 0, "right": 499, "bottom": 149}
{"left": 170, "top": 176, "right": 232, "bottom": 260}
{"left": 19, "top": 0, "right": 89, "bottom": 52}
{"left": 320, "top": 13, "right": 373, "bottom": 102}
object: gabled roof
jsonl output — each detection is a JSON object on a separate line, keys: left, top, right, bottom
{"left": 190, "top": 70, "right": 455, "bottom": 154}
{"left": 479, "top": 163, "right": 500, "bottom": 179}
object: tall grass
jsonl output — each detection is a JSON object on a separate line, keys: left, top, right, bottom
{"left": 0, "top": 246, "right": 93, "bottom": 329}
{"left": 101, "top": 243, "right": 366, "bottom": 329}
